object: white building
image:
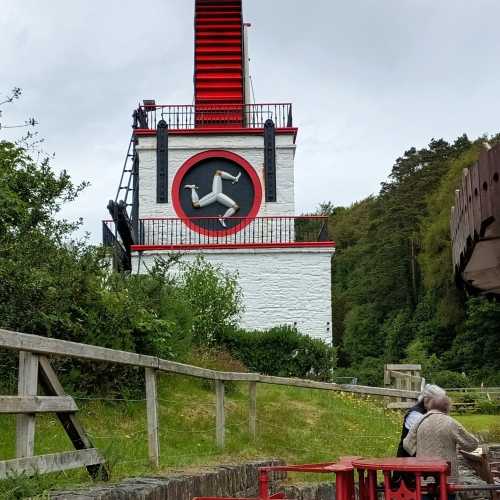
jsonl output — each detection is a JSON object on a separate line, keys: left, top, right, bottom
{"left": 104, "top": 0, "right": 335, "bottom": 342}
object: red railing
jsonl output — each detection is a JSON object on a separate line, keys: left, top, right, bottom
{"left": 132, "top": 103, "right": 293, "bottom": 130}
{"left": 103, "top": 216, "right": 333, "bottom": 250}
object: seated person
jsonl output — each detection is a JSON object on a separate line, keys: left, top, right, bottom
{"left": 397, "top": 384, "right": 447, "bottom": 457}
{"left": 403, "top": 393, "right": 479, "bottom": 485}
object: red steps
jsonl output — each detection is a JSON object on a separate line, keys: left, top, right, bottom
{"left": 194, "top": 0, "right": 244, "bottom": 127}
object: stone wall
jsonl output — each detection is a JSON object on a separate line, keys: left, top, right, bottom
{"left": 283, "top": 483, "right": 335, "bottom": 499}
{"left": 48, "top": 455, "right": 494, "bottom": 500}
{"left": 50, "top": 460, "right": 286, "bottom": 500}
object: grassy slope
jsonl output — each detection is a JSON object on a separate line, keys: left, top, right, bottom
{"left": 455, "top": 414, "right": 500, "bottom": 440}
{"left": 1, "top": 376, "right": 497, "bottom": 498}
{"left": 0, "top": 374, "right": 401, "bottom": 497}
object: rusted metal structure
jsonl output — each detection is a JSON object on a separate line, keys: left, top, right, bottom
{"left": 451, "top": 143, "right": 500, "bottom": 295}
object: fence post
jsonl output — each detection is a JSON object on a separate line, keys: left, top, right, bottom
{"left": 145, "top": 368, "right": 160, "bottom": 467}
{"left": 249, "top": 381, "right": 257, "bottom": 440}
{"left": 215, "top": 380, "right": 225, "bottom": 448}
{"left": 16, "top": 351, "right": 39, "bottom": 458}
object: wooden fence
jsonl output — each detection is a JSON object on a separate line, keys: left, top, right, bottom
{"left": 0, "top": 329, "right": 419, "bottom": 479}
{"left": 384, "top": 364, "right": 424, "bottom": 409}
{"left": 384, "top": 364, "right": 500, "bottom": 412}
{"left": 447, "top": 387, "right": 500, "bottom": 412}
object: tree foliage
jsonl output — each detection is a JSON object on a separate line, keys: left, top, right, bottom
{"left": 328, "top": 133, "right": 500, "bottom": 385}
{"left": 218, "top": 325, "right": 337, "bottom": 380}
{"left": 0, "top": 140, "right": 243, "bottom": 394}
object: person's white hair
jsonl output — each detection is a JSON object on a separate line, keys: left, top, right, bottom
{"left": 417, "top": 384, "right": 446, "bottom": 403}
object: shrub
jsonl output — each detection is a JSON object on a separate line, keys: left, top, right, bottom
{"left": 180, "top": 257, "right": 243, "bottom": 346}
{"left": 475, "top": 400, "right": 500, "bottom": 415}
{"left": 335, "top": 356, "right": 384, "bottom": 386}
{"left": 187, "top": 347, "right": 248, "bottom": 395}
{"left": 218, "top": 325, "right": 337, "bottom": 380}
{"left": 430, "top": 370, "right": 470, "bottom": 389}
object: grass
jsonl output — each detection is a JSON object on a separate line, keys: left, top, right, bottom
{"left": 454, "top": 414, "right": 500, "bottom": 441}
{"left": 1, "top": 376, "right": 497, "bottom": 499}
{"left": 0, "top": 375, "right": 402, "bottom": 498}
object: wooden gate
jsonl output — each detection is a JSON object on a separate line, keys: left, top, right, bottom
{"left": 384, "top": 364, "right": 424, "bottom": 409}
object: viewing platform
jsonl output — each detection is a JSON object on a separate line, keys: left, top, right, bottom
{"left": 102, "top": 0, "right": 333, "bottom": 340}
{"left": 103, "top": 215, "right": 334, "bottom": 252}
{"left": 132, "top": 102, "right": 297, "bottom": 138}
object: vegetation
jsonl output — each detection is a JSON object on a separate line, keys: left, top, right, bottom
{"left": 218, "top": 325, "right": 337, "bottom": 380}
{"left": 0, "top": 132, "right": 336, "bottom": 396}
{"left": 1, "top": 93, "right": 499, "bottom": 497}
{"left": 326, "top": 134, "right": 500, "bottom": 387}
{"left": 455, "top": 414, "right": 500, "bottom": 442}
{"left": 0, "top": 374, "right": 403, "bottom": 498}
{"left": 0, "top": 130, "right": 247, "bottom": 395}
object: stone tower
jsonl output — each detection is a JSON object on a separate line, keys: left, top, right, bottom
{"left": 105, "top": 0, "right": 335, "bottom": 342}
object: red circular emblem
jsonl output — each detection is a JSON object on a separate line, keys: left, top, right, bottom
{"left": 171, "top": 150, "right": 262, "bottom": 236}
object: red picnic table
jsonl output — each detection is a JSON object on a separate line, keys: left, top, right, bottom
{"left": 352, "top": 457, "right": 450, "bottom": 500}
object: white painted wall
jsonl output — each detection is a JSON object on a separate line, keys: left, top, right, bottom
{"left": 137, "top": 133, "right": 296, "bottom": 222}
{"left": 132, "top": 247, "right": 334, "bottom": 344}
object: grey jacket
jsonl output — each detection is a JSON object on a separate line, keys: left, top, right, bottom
{"left": 403, "top": 410, "right": 479, "bottom": 482}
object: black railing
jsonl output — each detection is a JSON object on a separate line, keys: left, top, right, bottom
{"left": 132, "top": 103, "right": 293, "bottom": 130}
{"left": 103, "top": 216, "right": 331, "bottom": 248}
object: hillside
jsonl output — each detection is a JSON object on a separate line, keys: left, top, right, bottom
{"left": 327, "top": 134, "right": 500, "bottom": 386}
{"left": 1, "top": 374, "right": 498, "bottom": 498}
{"left": 0, "top": 375, "right": 401, "bottom": 497}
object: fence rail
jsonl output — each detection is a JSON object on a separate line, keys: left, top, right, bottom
{"left": 133, "top": 103, "right": 293, "bottom": 130}
{"left": 0, "top": 328, "right": 418, "bottom": 479}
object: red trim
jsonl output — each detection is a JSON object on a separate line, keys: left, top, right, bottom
{"left": 131, "top": 242, "right": 336, "bottom": 252}
{"left": 171, "top": 150, "right": 262, "bottom": 237}
{"left": 134, "top": 127, "right": 298, "bottom": 142}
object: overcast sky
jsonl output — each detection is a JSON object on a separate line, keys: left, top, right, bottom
{"left": 2, "top": 0, "right": 500, "bottom": 242}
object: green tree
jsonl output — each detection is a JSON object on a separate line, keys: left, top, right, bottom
{"left": 325, "top": 133, "right": 500, "bottom": 384}
{"left": 180, "top": 257, "right": 243, "bottom": 345}
{"left": 342, "top": 304, "right": 382, "bottom": 365}
{"left": 447, "top": 298, "right": 500, "bottom": 384}
{"left": 383, "top": 309, "right": 413, "bottom": 362}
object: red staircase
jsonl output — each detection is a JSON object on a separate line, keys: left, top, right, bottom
{"left": 195, "top": 0, "right": 244, "bottom": 127}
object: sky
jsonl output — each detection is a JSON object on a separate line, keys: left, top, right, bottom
{"left": 2, "top": 0, "right": 500, "bottom": 242}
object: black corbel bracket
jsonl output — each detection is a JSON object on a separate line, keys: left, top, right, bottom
{"left": 156, "top": 120, "right": 169, "bottom": 203}
{"left": 264, "top": 119, "right": 277, "bottom": 202}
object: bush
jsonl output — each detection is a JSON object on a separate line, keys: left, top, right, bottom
{"left": 187, "top": 347, "right": 248, "bottom": 395}
{"left": 475, "top": 400, "right": 500, "bottom": 415}
{"left": 430, "top": 370, "right": 470, "bottom": 389}
{"left": 180, "top": 257, "right": 243, "bottom": 346}
{"left": 335, "top": 356, "right": 383, "bottom": 386}
{"left": 218, "top": 325, "right": 337, "bottom": 380}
